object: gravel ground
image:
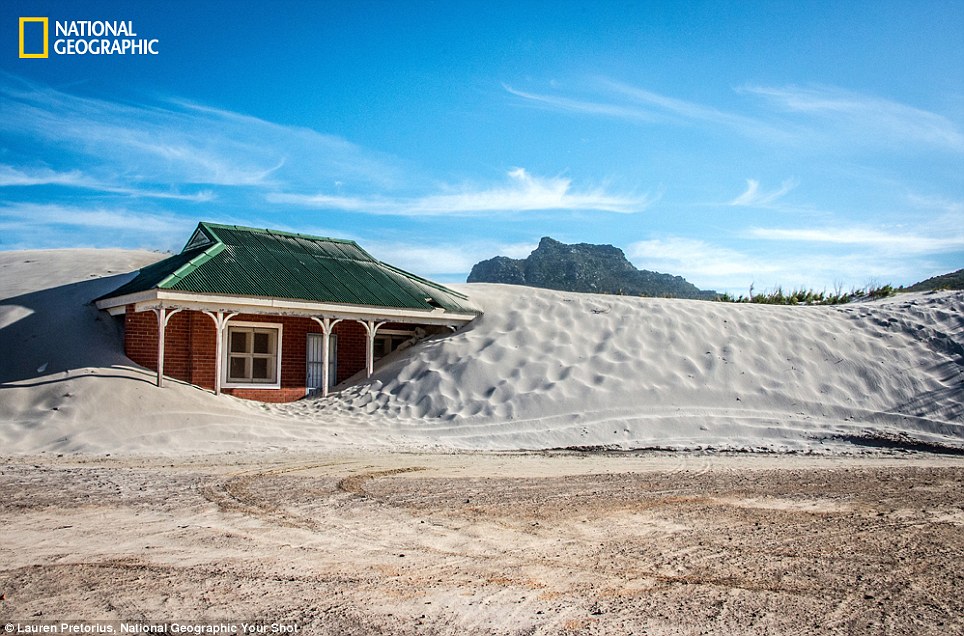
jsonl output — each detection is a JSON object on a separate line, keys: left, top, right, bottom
{"left": 1, "top": 452, "right": 962, "bottom": 635}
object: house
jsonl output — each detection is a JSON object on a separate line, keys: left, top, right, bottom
{"left": 95, "top": 222, "right": 481, "bottom": 402}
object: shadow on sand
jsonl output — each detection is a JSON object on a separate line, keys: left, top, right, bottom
{"left": 0, "top": 273, "right": 141, "bottom": 385}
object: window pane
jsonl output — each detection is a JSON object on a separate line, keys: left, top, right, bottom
{"left": 229, "top": 356, "right": 248, "bottom": 380}
{"left": 253, "top": 331, "right": 271, "bottom": 354}
{"left": 374, "top": 336, "right": 389, "bottom": 358}
{"left": 229, "top": 330, "right": 249, "bottom": 353}
{"left": 252, "top": 357, "right": 269, "bottom": 380}
{"left": 224, "top": 326, "right": 279, "bottom": 385}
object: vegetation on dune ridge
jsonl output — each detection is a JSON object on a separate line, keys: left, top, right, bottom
{"left": 717, "top": 283, "right": 897, "bottom": 305}
{"left": 719, "top": 266, "right": 964, "bottom": 304}
{"left": 903, "top": 268, "right": 964, "bottom": 292}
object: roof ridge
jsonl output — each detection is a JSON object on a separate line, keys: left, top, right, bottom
{"left": 158, "top": 223, "right": 228, "bottom": 288}
{"left": 199, "top": 221, "right": 360, "bottom": 246}
{"left": 156, "top": 242, "right": 225, "bottom": 289}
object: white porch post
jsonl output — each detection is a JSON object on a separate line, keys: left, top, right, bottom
{"left": 310, "top": 316, "right": 342, "bottom": 397}
{"left": 202, "top": 309, "right": 238, "bottom": 395}
{"left": 360, "top": 319, "right": 388, "bottom": 378}
{"left": 151, "top": 307, "right": 182, "bottom": 388}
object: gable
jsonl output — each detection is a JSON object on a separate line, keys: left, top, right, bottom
{"left": 183, "top": 226, "right": 215, "bottom": 251}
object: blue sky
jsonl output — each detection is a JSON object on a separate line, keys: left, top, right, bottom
{"left": 2, "top": 0, "right": 962, "bottom": 293}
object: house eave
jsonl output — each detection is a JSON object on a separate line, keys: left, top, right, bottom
{"left": 96, "top": 289, "right": 479, "bottom": 326}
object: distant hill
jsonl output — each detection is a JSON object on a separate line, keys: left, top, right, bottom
{"left": 467, "top": 237, "right": 716, "bottom": 299}
{"left": 904, "top": 268, "right": 964, "bottom": 292}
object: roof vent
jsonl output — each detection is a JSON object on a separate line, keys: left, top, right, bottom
{"left": 183, "top": 227, "right": 214, "bottom": 252}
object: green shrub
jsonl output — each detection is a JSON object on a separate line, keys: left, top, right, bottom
{"left": 716, "top": 282, "right": 896, "bottom": 305}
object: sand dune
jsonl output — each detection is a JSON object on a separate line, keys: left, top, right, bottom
{"left": 288, "top": 284, "right": 964, "bottom": 451}
{"left": 1, "top": 249, "right": 961, "bottom": 454}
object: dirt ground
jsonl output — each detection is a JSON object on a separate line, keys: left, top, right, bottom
{"left": 1, "top": 451, "right": 962, "bottom": 635}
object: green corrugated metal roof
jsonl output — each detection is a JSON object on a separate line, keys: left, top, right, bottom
{"left": 98, "top": 222, "right": 480, "bottom": 315}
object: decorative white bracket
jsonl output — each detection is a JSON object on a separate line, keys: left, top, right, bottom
{"left": 360, "top": 319, "right": 388, "bottom": 378}
{"left": 202, "top": 309, "right": 239, "bottom": 395}
{"left": 151, "top": 306, "right": 183, "bottom": 388}
{"left": 310, "top": 316, "right": 343, "bottom": 397}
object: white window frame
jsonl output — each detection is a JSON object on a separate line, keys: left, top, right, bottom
{"left": 373, "top": 329, "right": 417, "bottom": 361}
{"left": 222, "top": 321, "right": 283, "bottom": 389}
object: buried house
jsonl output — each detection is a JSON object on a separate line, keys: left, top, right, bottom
{"left": 95, "top": 222, "right": 481, "bottom": 402}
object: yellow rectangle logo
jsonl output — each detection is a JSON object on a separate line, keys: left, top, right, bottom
{"left": 19, "top": 17, "right": 49, "bottom": 58}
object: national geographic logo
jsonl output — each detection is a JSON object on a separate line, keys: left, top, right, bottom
{"left": 18, "top": 17, "right": 159, "bottom": 58}
{"left": 19, "top": 17, "right": 48, "bottom": 58}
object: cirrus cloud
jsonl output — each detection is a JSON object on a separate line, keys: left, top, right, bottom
{"left": 267, "top": 168, "right": 657, "bottom": 216}
{"left": 730, "top": 178, "right": 799, "bottom": 207}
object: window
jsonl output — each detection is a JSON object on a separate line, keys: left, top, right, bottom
{"left": 373, "top": 329, "right": 417, "bottom": 361}
{"left": 223, "top": 322, "right": 282, "bottom": 388}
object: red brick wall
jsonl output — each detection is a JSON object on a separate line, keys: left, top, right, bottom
{"left": 188, "top": 313, "right": 215, "bottom": 387}
{"left": 124, "top": 307, "right": 158, "bottom": 370}
{"left": 123, "top": 309, "right": 382, "bottom": 402}
{"left": 125, "top": 309, "right": 199, "bottom": 383}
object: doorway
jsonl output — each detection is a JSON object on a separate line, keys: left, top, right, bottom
{"left": 306, "top": 333, "right": 337, "bottom": 395}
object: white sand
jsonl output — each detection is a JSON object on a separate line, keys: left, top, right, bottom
{"left": 1, "top": 249, "right": 961, "bottom": 455}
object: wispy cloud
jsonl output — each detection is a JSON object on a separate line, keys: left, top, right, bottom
{"left": 633, "top": 190, "right": 964, "bottom": 291}
{"left": 741, "top": 84, "right": 964, "bottom": 151}
{"left": 630, "top": 237, "right": 775, "bottom": 281}
{"left": 0, "top": 164, "right": 214, "bottom": 202}
{"left": 506, "top": 78, "right": 964, "bottom": 152}
{"left": 0, "top": 165, "right": 85, "bottom": 187}
{"left": 0, "top": 75, "right": 407, "bottom": 195}
{"left": 503, "top": 84, "right": 661, "bottom": 122}
{"left": 2, "top": 76, "right": 649, "bottom": 222}
{"left": 268, "top": 168, "right": 656, "bottom": 215}
{"left": 628, "top": 235, "right": 939, "bottom": 293}
{"left": 599, "top": 79, "right": 792, "bottom": 140}
{"left": 730, "top": 178, "right": 799, "bottom": 206}
{"left": 0, "top": 202, "right": 187, "bottom": 249}
{"left": 505, "top": 79, "right": 793, "bottom": 141}
{"left": 747, "top": 225, "right": 964, "bottom": 255}
{"left": 905, "top": 193, "right": 964, "bottom": 215}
